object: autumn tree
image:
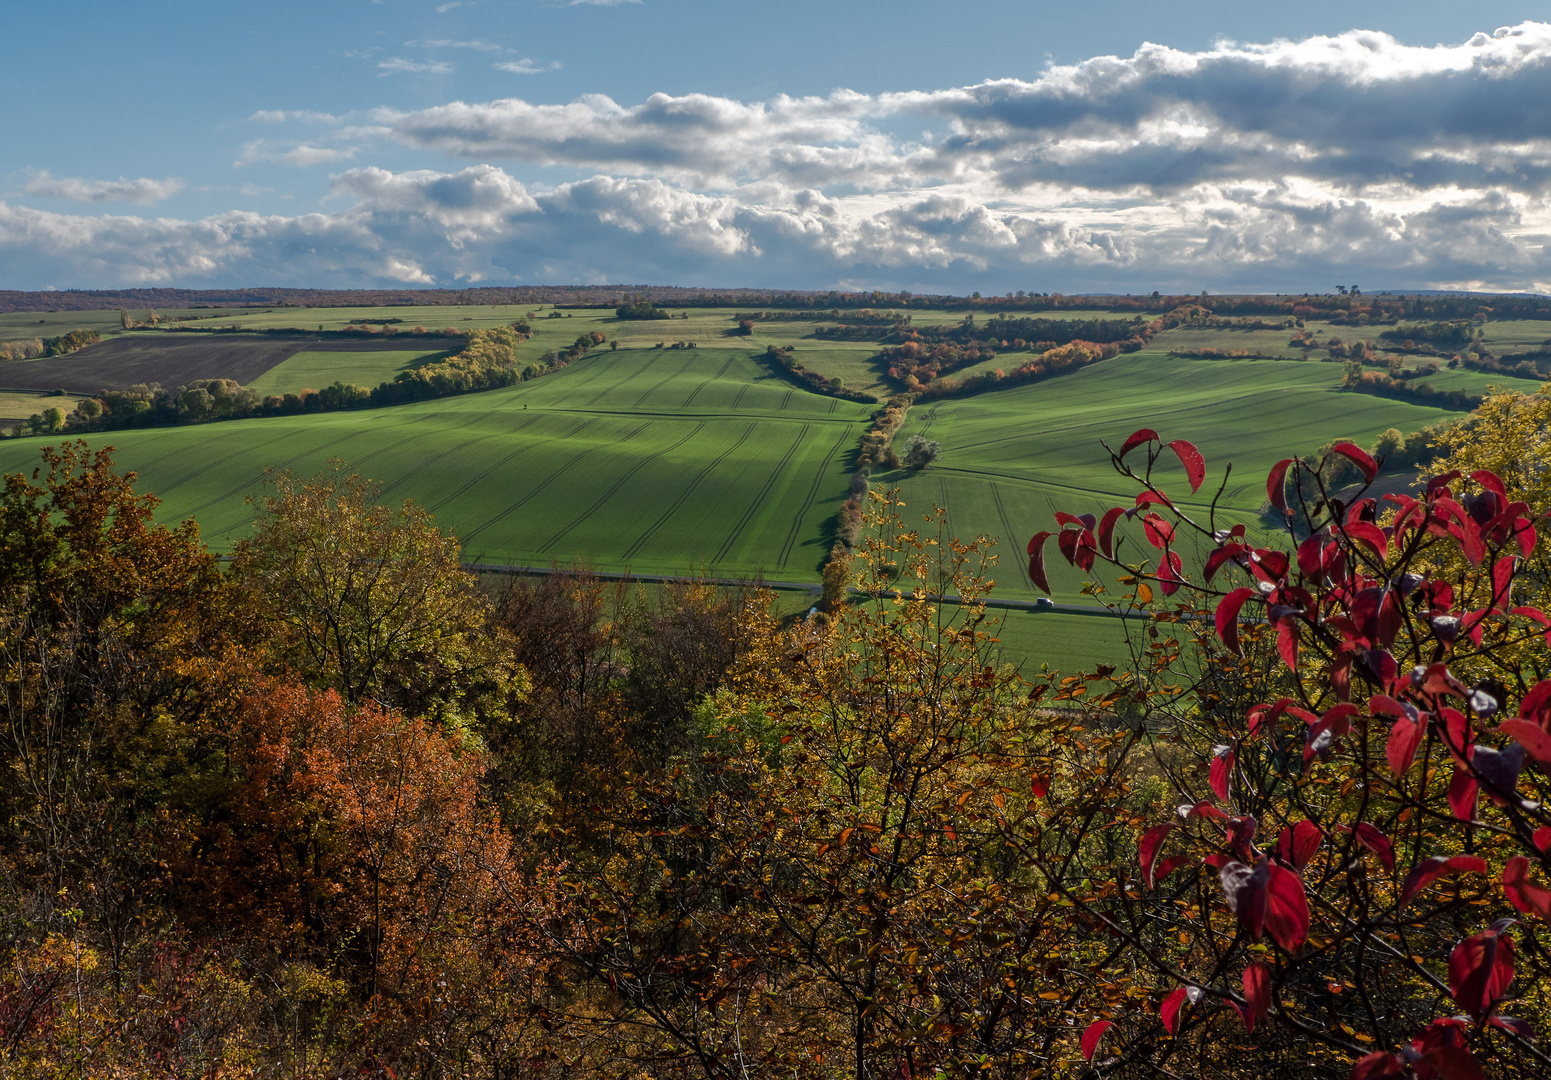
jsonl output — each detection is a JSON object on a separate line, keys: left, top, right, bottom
{"left": 0, "top": 442, "right": 253, "bottom": 975}
{"left": 232, "top": 462, "right": 523, "bottom": 729}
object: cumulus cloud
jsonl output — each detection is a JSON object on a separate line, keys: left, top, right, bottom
{"left": 11, "top": 23, "right": 1551, "bottom": 292}
{"left": 21, "top": 172, "right": 185, "bottom": 205}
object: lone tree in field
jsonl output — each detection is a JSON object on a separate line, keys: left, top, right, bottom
{"left": 902, "top": 433, "right": 940, "bottom": 470}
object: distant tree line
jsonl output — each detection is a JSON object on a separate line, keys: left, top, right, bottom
{"left": 0, "top": 328, "right": 100, "bottom": 362}
{"left": 5, "top": 325, "right": 570, "bottom": 439}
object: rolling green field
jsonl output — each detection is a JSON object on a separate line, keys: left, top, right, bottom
{"left": 0, "top": 348, "right": 871, "bottom": 579}
{"left": 4, "top": 301, "right": 1545, "bottom": 674}
{"left": 246, "top": 348, "right": 455, "bottom": 397}
{"left": 887, "top": 351, "right": 1468, "bottom": 603}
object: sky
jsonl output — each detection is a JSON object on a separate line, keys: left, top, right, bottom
{"left": 6, "top": 1, "right": 1551, "bottom": 294}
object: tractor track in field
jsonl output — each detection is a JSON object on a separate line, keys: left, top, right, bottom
{"left": 378, "top": 412, "right": 543, "bottom": 499}
{"left": 778, "top": 426, "right": 851, "bottom": 568}
{"left": 939, "top": 476, "right": 957, "bottom": 540}
{"left": 632, "top": 352, "right": 698, "bottom": 408}
{"left": 537, "top": 421, "right": 708, "bottom": 554}
{"left": 141, "top": 425, "right": 302, "bottom": 503}
{"left": 711, "top": 423, "right": 809, "bottom": 566}
{"left": 681, "top": 354, "right": 738, "bottom": 409}
{"left": 174, "top": 424, "right": 377, "bottom": 511}
{"left": 425, "top": 417, "right": 597, "bottom": 515}
{"left": 991, "top": 481, "right": 1022, "bottom": 557}
{"left": 731, "top": 383, "right": 751, "bottom": 411}
{"left": 778, "top": 389, "right": 794, "bottom": 411}
{"left": 461, "top": 421, "right": 650, "bottom": 548}
{"left": 622, "top": 422, "right": 756, "bottom": 561}
{"left": 584, "top": 353, "right": 660, "bottom": 407}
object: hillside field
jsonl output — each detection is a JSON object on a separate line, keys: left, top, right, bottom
{"left": 2, "top": 301, "right": 1541, "bottom": 672}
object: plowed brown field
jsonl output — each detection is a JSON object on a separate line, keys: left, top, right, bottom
{"left": 0, "top": 333, "right": 463, "bottom": 394}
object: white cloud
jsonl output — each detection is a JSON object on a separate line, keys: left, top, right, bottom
{"left": 565, "top": 0, "right": 641, "bottom": 6}
{"left": 408, "top": 38, "right": 502, "bottom": 51}
{"left": 12, "top": 23, "right": 1551, "bottom": 292}
{"left": 21, "top": 171, "right": 185, "bottom": 205}
{"left": 493, "top": 58, "right": 562, "bottom": 74}
{"left": 378, "top": 57, "right": 455, "bottom": 75}
{"left": 434, "top": 1, "right": 462, "bottom": 11}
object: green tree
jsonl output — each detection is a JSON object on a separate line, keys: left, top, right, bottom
{"left": 231, "top": 462, "right": 522, "bottom": 728}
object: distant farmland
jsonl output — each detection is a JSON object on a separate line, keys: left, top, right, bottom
{"left": 1, "top": 301, "right": 1545, "bottom": 661}
{"left": 0, "top": 333, "right": 462, "bottom": 393}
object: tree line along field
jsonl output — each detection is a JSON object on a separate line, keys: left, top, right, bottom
{"left": 1, "top": 300, "right": 1547, "bottom": 669}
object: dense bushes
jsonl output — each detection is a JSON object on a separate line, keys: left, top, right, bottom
{"left": 757, "top": 343, "right": 877, "bottom": 402}
{"left": 615, "top": 299, "right": 671, "bottom": 319}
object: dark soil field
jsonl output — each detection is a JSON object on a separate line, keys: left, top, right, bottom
{"left": 0, "top": 333, "right": 462, "bottom": 394}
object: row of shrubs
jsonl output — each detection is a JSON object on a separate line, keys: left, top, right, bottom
{"left": 13, "top": 326, "right": 560, "bottom": 437}
{"left": 1339, "top": 362, "right": 1481, "bottom": 411}
{"left": 759, "top": 345, "right": 878, "bottom": 402}
{"left": 0, "top": 328, "right": 101, "bottom": 361}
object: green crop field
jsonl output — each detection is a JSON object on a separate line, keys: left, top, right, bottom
{"left": 246, "top": 348, "right": 456, "bottom": 397}
{"left": 0, "top": 347, "right": 871, "bottom": 579}
{"left": 885, "top": 351, "right": 1471, "bottom": 603}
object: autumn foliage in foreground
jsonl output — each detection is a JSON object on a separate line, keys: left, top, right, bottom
{"left": 3, "top": 389, "right": 1551, "bottom": 1079}
{"left": 1030, "top": 412, "right": 1551, "bottom": 1078}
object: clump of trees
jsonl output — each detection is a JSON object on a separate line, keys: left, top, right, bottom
{"left": 615, "top": 299, "right": 672, "bottom": 320}
{"left": 901, "top": 433, "right": 939, "bottom": 469}
{"left": 0, "top": 329, "right": 98, "bottom": 362}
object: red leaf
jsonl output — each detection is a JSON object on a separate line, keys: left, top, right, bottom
{"left": 1521, "top": 680, "right": 1551, "bottom": 725}
{"left": 1152, "top": 855, "right": 1191, "bottom": 883}
{"left": 1423, "top": 1047, "right": 1485, "bottom": 1080}
{"left": 1278, "top": 820, "right": 1323, "bottom": 870}
{"left": 1080, "top": 1019, "right": 1113, "bottom": 1062}
{"left": 1491, "top": 555, "right": 1516, "bottom": 613}
{"left": 1097, "top": 506, "right": 1125, "bottom": 559}
{"left": 1267, "top": 458, "right": 1294, "bottom": 516}
{"left": 1216, "top": 588, "right": 1256, "bottom": 656}
{"left": 1142, "top": 513, "right": 1174, "bottom": 549}
{"left": 1209, "top": 745, "right": 1234, "bottom": 803}
{"left": 1158, "top": 550, "right": 1187, "bottom": 596}
{"left": 1276, "top": 619, "right": 1300, "bottom": 671}
{"left": 1350, "top": 1052, "right": 1408, "bottom": 1080}
{"left": 1350, "top": 823, "right": 1395, "bottom": 874}
{"left": 1168, "top": 439, "right": 1206, "bottom": 493}
{"left": 1026, "top": 531, "right": 1053, "bottom": 594}
{"left": 1448, "top": 764, "right": 1478, "bottom": 821}
{"left": 1220, "top": 860, "right": 1268, "bottom": 939}
{"left": 1333, "top": 441, "right": 1378, "bottom": 483}
{"left": 1387, "top": 711, "right": 1425, "bottom": 775}
{"left": 1503, "top": 857, "right": 1551, "bottom": 918}
{"left": 1471, "top": 469, "right": 1507, "bottom": 497}
{"left": 1119, "top": 428, "right": 1159, "bottom": 460}
{"left": 1160, "top": 985, "right": 1187, "bottom": 1036}
{"left": 1139, "top": 823, "right": 1174, "bottom": 888}
{"left": 1345, "top": 520, "right": 1389, "bottom": 560}
{"left": 1264, "top": 862, "right": 1310, "bottom": 952}
{"left": 1241, "top": 961, "right": 1270, "bottom": 1031}
{"left": 1497, "top": 719, "right": 1551, "bottom": 763}
{"left": 1449, "top": 925, "right": 1516, "bottom": 1018}
{"left": 1400, "top": 855, "right": 1489, "bottom": 907}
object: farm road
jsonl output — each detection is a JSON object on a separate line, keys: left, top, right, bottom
{"left": 0, "top": 333, "right": 461, "bottom": 394}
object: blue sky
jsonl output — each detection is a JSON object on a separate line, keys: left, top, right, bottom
{"left": 6, "top": 2, "right": 1551, "bottom": 293}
